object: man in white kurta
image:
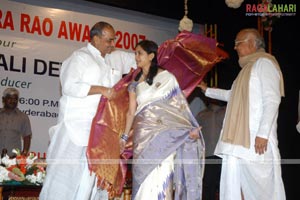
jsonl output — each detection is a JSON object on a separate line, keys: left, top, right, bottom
{"left": 39, "top": 22, "right": 135, "bottom": 200}
{"left": 199, "top": 28, "right": 285, "bottom": 200}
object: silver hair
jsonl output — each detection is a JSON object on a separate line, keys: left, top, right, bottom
{"left": 242, "top": 28, "right": 265, "bottom": 49}
{"left": 3, "top": 87, "right": 19, "bottom": 97}
{"left": 254, "top": 36, "right": 265, "bottom": 49}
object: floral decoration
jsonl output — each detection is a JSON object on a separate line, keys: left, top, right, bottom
{"left": 0, "top": 149, "right": 46, "bottom": 185}
{"left": 225, "top": 0, "right": 244, "bottom": 9}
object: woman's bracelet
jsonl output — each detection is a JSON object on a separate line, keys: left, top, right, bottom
{"left": 120, "top": 134, "right": 129, "bottom": 142}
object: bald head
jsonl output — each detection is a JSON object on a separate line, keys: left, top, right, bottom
{"left": 90, "top": 21, "right": 114, "bottom": 39}
{"left": 89, "top": 21, "right": 116, "bottom": 57}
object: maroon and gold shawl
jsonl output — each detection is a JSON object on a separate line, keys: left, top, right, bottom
{"left": 158, "top": 30, "right": 228, "bottom": 97}
{"left": 86, "top": 69, "right": 139, "bottom": 198}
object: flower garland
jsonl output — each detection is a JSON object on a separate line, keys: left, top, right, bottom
{"left": 0, "top": 149, "right": 46, "bottom": 185}
{"left": 225, "top": 0, "right": 244, "bottom": 9}
{"left": 178, "top": 0, "right": 193, "bottom": 32}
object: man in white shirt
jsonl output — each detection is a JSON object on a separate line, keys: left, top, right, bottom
{"left": 0, "top": 88, "right": 32, "bottom": 157}
{"left": 39, "top": 21, "right": 135, "bottom": 200}
{"left": 199, "top": 28, "right": 286, "bottom": 200}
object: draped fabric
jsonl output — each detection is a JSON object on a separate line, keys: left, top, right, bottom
{"left": 131, "top": 71, "right": 205, "bottom": 199}
{"left": 132, "top": 88, "right": 205, "bottom": 199}
{"left": 86, "top": 31, "right": 227, "bottom": 198}
{"left": 86, "top": 69, "right": 139, "bottom": 198}
{"left": 158, "top": 31, "right": 228, "bottom": 97}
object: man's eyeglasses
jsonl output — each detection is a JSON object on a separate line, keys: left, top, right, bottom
{"left": 234, "top": 39, "right": 249, "bottom": 47}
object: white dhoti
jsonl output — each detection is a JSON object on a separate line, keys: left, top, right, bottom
{"left": 39, "top": 124, "right": 102, "bottom": 200}
{"left": 220, "top": 155, "right": 285, "bottom": 200}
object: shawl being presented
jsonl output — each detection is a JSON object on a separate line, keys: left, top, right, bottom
{"left": 132, "top": 71, "right": 205, "bottom": 199}
{"left": 86, "top": 69, "right": 139, "bottom": 198}
{"left": 158, "top": 31, "right": 228, "bottom": 97}
{"left": 221, "top": 49, "right": 285, "bottom": 148}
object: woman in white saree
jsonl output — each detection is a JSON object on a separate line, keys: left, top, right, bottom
{"left": 120, "top": 40, "right": 205, "bottom": 200}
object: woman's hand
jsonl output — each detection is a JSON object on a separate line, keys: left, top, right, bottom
{"left": 119, "top": 134, "right": 129, "bottom": 154}
{"left": 119, "top": 139, "right": 126, "bottom": 154}
{"left": 189, "top": 127, "right": 202, "bottom": 139}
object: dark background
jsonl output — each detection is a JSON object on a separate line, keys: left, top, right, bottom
{"left": 89, "top": 0, "right": 300, "bottom": 198}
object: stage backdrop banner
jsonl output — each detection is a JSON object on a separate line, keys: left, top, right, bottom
{"left": 1, "top": 0, "right": 196, "bottom": 157}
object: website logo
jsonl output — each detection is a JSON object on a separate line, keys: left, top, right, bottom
{"left": 245, "top": 1, "right": 296, "bottom": 17}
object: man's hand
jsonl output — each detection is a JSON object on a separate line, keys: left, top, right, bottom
{"left": 254, "top": 136, "right": 268, "bottom": 155}
{"left": 106, "top": 88, "right": 116, "bottom": 100}
{"left": 197, "top": 81, "right": 208, "bottom": 93}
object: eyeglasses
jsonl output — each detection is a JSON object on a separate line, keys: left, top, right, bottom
{"left": 234, "top": 39, "right": 249, "bottom": 47}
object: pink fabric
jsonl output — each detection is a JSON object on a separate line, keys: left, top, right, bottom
{"left": 86, "top": 69, "right": 139, "bottom": 198}
{"left": 158, "top": 31, "right": 228, "bottom": 97}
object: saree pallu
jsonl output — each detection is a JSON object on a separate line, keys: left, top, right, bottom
{"left": 132, "top": 86, "right": 205, "bottom": 200}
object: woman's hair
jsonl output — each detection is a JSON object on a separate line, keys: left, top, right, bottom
{"left": 134, "top": 40, "right": 160, "bottom": 85}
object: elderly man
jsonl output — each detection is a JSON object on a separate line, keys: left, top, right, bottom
{"left": 199, "top": 28, "right": 286, "bottom": 200}
{"left": 0, "top": 87, "right": 32, "bottom": 157}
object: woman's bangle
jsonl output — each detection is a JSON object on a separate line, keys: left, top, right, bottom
{"left": 120, "top": 134, "right": 129, "bottom": 142}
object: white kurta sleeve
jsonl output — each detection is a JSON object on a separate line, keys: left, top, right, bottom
{"left": 119, "top": 50, "right": 137, "bottom": 73}
{"left": 255, "top": 58, "right": 282, "bottom": 139}
{"left": 60, "top": 53, "right": 91, "bottom": 98}
{"left": 205, "top": 88, "right": 231, "bottom": 102}
{"left": 105, "top": 50, "right": 136, "bottom": 74}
